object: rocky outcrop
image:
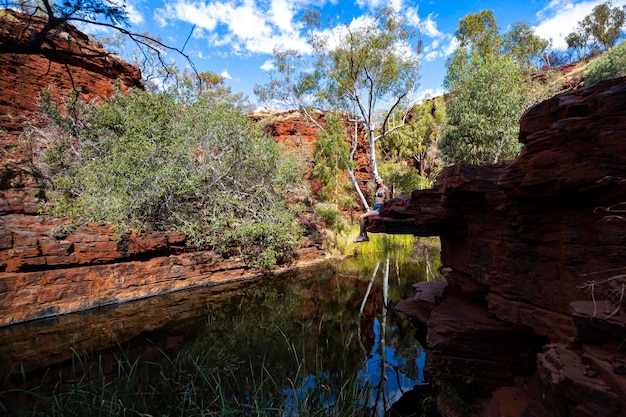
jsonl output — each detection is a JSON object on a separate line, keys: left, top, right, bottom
{"left": 0, "top": 213, "right": 327, "bottom": 327}
{"left": 0, "top": 9, "right": 144, "bottom": 215}
{"left": 377, "top": 76, "right": 626, "bottom": 417}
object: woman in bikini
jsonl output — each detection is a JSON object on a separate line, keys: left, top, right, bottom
{"left": 354, "top": 175, "right": 390, "bottom": 242}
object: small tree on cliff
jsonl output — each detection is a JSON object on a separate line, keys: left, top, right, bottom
{"left": 255, "top": 6, "right": 421, "bottom": 210}
{"left": 441, "top": 10, "right": 554, "bottom": 165}
{"left": 566, "top": 1, "right": 626, "bottom": 57}
{"left": 0, "top": 0, "right": 197, "bottom": 82}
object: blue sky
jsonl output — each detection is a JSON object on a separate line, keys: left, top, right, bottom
{"left": 97, "top": 0, "right": 626, "bottom": 107}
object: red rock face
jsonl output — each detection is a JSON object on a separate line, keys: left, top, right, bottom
{"left": 0, "top": 9, "right": 144, "bottom": 215}
{"left": 384, "top": 76, "right": 626, "bottom": 417}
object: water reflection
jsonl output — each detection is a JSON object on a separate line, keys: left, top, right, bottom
{"left": 0, "top": 247, "right": 438, "bottom": 416}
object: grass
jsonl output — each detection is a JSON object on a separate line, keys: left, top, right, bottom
{"left": 0, "top": 330, "right": 374, "bottom": 417}
{"left": 337, "top": 224, "right": 418, "bottom": 256}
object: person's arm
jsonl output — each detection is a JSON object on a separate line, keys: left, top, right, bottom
{"left": 385, "top": 186, "right": 391, "bottom": 201}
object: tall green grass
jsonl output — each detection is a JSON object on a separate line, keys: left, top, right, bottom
{"left": 1, "top": 331, "right": 373, "bottom": 417}
{"left": 337, "top": 225, "right": 418, "bottom": 256}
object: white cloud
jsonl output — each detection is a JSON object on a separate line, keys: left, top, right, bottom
{"left": 158, "top": 0, "right": 310, "bottom": 55}
{"left": 125, "top": 4, "right": 144, "bottom": 25}
{"left": 414, "top": 87, "right": 446, "bottom": 103}
{"left": 424, "top": 50, "right": 440, "bottom": 62}
{"left": 153, "top": 10, "right": 168, "bottom": 28}
{"left": 534, "top": 0, "right": 626, "bottom": 50}
{"left": 355, "top": 0, "right": 385, "bottom": 9}
{"left": 443, "top": 36, "right": 459, "bottom": 56}
{"left": 221, "top": 70, "right": 232, "bottom": 79}
{"left": 260, "top": 59, "right": 274, "bottom": 71}
{"left": 405, "top": 8, "right": 442, "bottom": 39}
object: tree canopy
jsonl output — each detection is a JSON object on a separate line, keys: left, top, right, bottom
{"left": 441, "top": 10, "right": 554, "bottom": 165}
{"left": 566, "top": 1, "right": 626, "bottom": 57}
{"left": 255, "top": 6, "right": 421, "bottom": 210}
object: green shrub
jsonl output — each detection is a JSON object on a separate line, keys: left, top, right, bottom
{"left": 585, "top": 40, "right": 626, "bottom": 84}
{"left": 36, "top": 89, "right": 305, "bottom": 267}
{"left": 314, "top": 202, "right": 347, "bottom": 233}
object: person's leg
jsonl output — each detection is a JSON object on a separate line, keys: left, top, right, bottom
{"left": 354, "top": 211, "right": 374, "bottom": 242}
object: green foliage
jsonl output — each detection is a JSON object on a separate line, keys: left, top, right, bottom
{"left": 567, "top": 1, "right": 626, "bottom": 57}
{"left": 38, "top": 89, "right": 305, "bottom": 268}
{"left": 380, "top": 97, "right": 445, "bottom": 180}
{"left": 311, "top": 112, "right": 353, "bottom": 206}
{"left": 441, "top": 55, "right": 528, "bottom": 165}
{"left": 504, "top": 21, "right": 550, "bottom": 72}
{"left": 442, "top": 10, "right": 557, "bottom": 166}
{"left": 315, "top": 202, "right": 348, "bottom": 233}
{"left": 455, "top": 10, "right": 503, "bottom": 59}
{"left": 582, "top": 1, "right": 626, "bottom": 50}
{"left": 379, "top": 160, "right": 434, "bottom": 196}
{"left": 585, "top": 40, "right": 626, "bottom": 84}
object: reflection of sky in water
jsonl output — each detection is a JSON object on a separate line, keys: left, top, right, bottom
{"left": 360, "top": 319, "right": 426, "bottom": 415}
{"left": 283, "top": 319, "right": 426, "bottom": 416}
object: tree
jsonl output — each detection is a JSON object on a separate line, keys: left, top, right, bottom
{"left": 444, "top": 10, "right": 504, "bottom": 89}
{"left": 441, "top": 55, "right": 528, "bottom": 165}
{"left": 566, "top": 1, "right": 626, "bottom": 57}
{"left": 582, "top": 1, "right": 626, "bottom": 50}
{"left": 566, "top": 29, "right": 592, "bottom": 61}
{"left": 380, "top": 96, "right": 445, "bottom": 179}
{"left": 311, "top": 112, "right": 354, "bottom": 206}
{"left": 442, "top": 10, "right": 557, "bottom": 166}
{"left": 255, "top": 7, "right": 421, "bottom": 210}
{"left": 504, "top": 21, "right": 551, "bottom": 72}
{"left": 0, "top": 0, "right": 197, "bottom": 81}
{"left": 455, "top": 10, "right": 503, "bottom": 58}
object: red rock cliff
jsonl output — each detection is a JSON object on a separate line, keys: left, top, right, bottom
{"left": 375, "top": 76, "right": 626, "bottom": 417}
{"left": 0, "top": 9, "right": 144, "bottom": 215}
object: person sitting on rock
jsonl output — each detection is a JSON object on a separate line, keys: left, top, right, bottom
{"left": 354, "top": 175, "right": 390, "bottom": 243}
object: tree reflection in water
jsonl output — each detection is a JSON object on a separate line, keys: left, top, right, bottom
{"left": 0, "top": 244, "right": 439, "bottom": 416}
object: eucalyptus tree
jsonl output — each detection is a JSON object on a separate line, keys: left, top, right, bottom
{"left": 442, "top": 10, "right": 550, "bottom": 165}
{"left": 255, "top": 6, "right": 421, "bottom": 210}
{"left": 440, "top": 55, "right": 528, "bottom": 165}
{"left": 380, "top": 96, "right": 445, "bottom": 180}
{"left": 566, "top": 1, "right": 626, "bottom": 56}
{"left": 504, "top": 21, "right": 551, "bottom": 71}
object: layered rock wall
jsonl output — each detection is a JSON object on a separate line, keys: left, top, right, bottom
{"left": 376, "top": 76, "right": 626, "bottom": 417}
{"left": 0, "top": 9, "right": 144, "bottom": 215}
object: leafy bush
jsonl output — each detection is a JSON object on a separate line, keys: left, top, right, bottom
{"left": 585, "top": 40, "right": 626, "bottom": 85}
{"left": 314, "top": 202, "right": 347, "bottom": 233}
{"left": 37, "top": 89, "right": 305, "bottom": 267}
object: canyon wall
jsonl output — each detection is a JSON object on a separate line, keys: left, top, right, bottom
{"left": 0, "top": 11, "right": 334, "bottom": 327}
{"left": 375, "top": 76, "right": 626, "bottom": 417}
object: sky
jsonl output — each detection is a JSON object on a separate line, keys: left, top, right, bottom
{"left": 93, "top": 0, "right": 626, "bottom": 107}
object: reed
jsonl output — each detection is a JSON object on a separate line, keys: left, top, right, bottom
{"left": 1, "top": 330, "right": 373, "bottom": 417}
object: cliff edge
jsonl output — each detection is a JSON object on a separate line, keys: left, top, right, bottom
{"left": 372, "top": 76, "right": 626, "bottom": 416}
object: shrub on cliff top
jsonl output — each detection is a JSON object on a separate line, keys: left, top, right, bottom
{"left": 585, "top": 40, "right": 626, "bottom": 85}
{"left": 37, "top": 89, "right": 305, "bottom": 268}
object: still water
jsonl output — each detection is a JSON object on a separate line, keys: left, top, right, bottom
{"left": 0, "top": 245, "right": 440, "bottom": 416}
